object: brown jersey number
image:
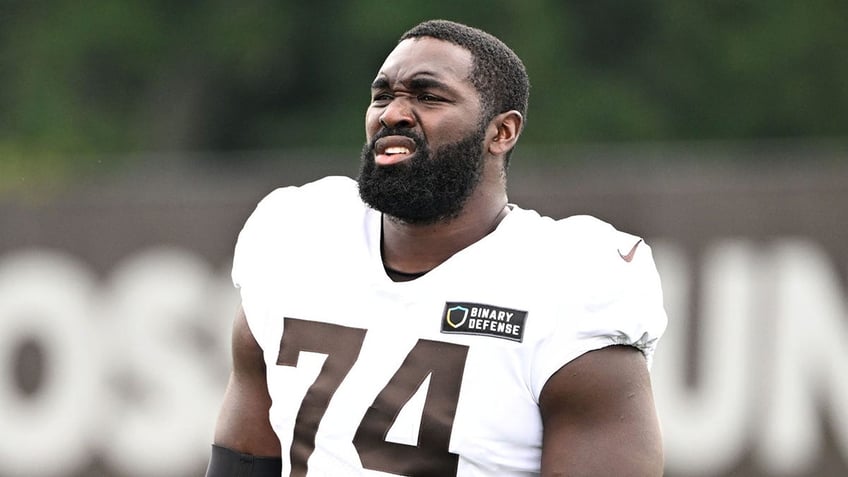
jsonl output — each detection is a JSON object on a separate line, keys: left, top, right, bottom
{"left": 277, "top": 318, "right": 469, "bottom": 477}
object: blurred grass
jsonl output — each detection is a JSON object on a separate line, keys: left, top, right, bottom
{"left": 1, "top": 0, "right": 846, "bottom": 190}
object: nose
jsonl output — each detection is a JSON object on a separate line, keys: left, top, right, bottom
{"left": 379, "top": 98, "right": 416, "bottom": 129}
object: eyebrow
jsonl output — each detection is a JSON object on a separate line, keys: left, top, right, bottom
{"left": 371, "top": 77, "right": 390, "bottom": 90}
{"left": 408, "top": 76, "right": 451, "bottom": 92}
{"left": 370, "top": 74, "right": 454, "bottom": 93}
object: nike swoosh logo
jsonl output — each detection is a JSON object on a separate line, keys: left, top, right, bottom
{"left": 618, "top": 239, "right": 643, "bottom": 263}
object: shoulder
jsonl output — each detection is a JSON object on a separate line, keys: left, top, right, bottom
{"left": 553, "top": 214, "right": 639, "bottom": 251}
{"left": 239, "top": 176, "right": 361, "bottom": 238}
{"left": 517, "top": 212, "right": 646, "bottom": 269}
{"left": 547, "top": 214, "right": 661, "bottom": 300}
{"left": 231, "top": 176, "right": 364, "bottom": 287}
{"left": 253, "top": 175, "right": 359, "bottom": 216}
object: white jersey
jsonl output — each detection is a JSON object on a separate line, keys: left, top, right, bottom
{"left": 232, "top": 176, "right": 667, "bottom": 477}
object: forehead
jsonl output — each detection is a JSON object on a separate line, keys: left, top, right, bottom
{"left": 374, "top": 37, "right": 474, "bottom": 88}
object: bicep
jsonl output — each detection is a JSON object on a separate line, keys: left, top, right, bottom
{"left": 212, "top": 305, "right": 281, "bottom": 457}
{"left": 539, "top": 345, "right": 663, "bottom": 477}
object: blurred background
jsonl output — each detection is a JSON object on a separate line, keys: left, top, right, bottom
{"left": 1, "top": 1, "right": 847, "bottom": 476}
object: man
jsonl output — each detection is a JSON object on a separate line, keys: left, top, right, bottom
{"left": 207, "top": 19, "right": 667, "bottom": 477}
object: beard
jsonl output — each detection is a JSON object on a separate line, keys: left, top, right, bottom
{"left": 357, "top": 125, "right": 486, "bottom": 225}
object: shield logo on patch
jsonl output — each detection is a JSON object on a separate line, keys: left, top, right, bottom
{"left": 446, "top": 305, "right": 469, "bottom": 328}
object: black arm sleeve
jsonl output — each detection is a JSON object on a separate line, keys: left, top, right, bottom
{"left": 205, "top": 445, "right": 282, "bottom": 477}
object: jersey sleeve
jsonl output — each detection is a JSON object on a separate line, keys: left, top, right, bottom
{"left": 230, "top": 176, "right": 361, "bottom": 351}
{"left": 531, "top": 217, "right": 668, "bottom": 397}
{"left": 230, "top": 184, "right": 305, "bottom": 353}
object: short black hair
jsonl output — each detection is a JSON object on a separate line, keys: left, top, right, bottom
{"left": 400, "top": 19, "right": 530, "bottom": 129}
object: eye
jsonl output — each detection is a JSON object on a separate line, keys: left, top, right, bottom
{"left": 418, "top": 94, "right": 441, "bottom": 103}
{"left": 371, "top": 93, "right": 392, "bottom": 104}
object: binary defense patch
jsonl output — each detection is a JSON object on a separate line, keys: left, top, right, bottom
{"left": 440, "top": 302, "right": 528, "bottom": 342}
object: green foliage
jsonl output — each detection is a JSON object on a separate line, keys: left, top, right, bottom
{"left": 1, "top": 0, "right": 847, "bottom": 186}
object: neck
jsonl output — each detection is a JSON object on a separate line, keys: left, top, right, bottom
{"left": 380, "top": 189, "right": 510, "bottom": 276}
{"left": 383, "top": 263, "right": 429, "bottom": 282}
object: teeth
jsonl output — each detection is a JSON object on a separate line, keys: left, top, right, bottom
{"left": 385, "top": 147, "right": 410, "bottom": 155}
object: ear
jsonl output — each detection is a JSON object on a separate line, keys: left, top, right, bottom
{"left": 486, "top": 110, "right": 523, "bottom": 156}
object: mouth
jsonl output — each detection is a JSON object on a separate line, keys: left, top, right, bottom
{"left": 374, "top": 136, "right": 417, "bottom": 166}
